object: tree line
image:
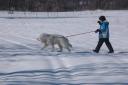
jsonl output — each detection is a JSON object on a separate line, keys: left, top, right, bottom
{"left": 0, "top": 0, "right": 128, "bottom": 12}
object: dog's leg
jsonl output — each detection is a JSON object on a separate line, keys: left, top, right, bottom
{"left": 64, "top": 42, "right": 72, "bottom": 52}
{"left": 41, "top": 43, "right": 48, "bottom": 50}
{"left": 41, "top": 45, "right": 47, "bottom": 50}
{"left": 66, "top": 47, "right": 71, "bottom": 52}
{"left": 51, "top": 44, "right": 55, "bottom": 52}
{"left": 58, "top": 44, "right": 63, "bottom": 52}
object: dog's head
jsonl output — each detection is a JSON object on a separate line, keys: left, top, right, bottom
{"left": 37, "top": 33, "right": 48, "bottom": 42}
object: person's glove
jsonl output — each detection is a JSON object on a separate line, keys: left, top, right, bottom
{"left": 97, "top": 21, "right": 101, "bottom": 25}
{"left": 95, "top": 29, "right": 101, "bottom": 33}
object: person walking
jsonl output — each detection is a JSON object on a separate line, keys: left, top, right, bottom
{"left": 93, "top": 16, "right": 114, "bottom": 53}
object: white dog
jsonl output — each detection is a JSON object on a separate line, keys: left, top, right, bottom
{"left": 37, "top": 33, "right": 72, "bottom": 52}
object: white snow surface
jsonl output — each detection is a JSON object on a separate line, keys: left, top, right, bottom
{"left": 0, "top": 10, "right": 128, "bottom": 85}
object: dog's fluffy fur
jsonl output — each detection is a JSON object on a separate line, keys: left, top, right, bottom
{"left": 37, "top": 33, "right": 72, "bottom": 52}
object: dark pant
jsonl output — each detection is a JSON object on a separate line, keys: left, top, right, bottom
{"left": 95, "top": 38, "right": 114, "bottom": 52}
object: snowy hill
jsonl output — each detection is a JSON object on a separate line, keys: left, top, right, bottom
{"left": 0, "top": 10, "right": 128, "bottom": 85}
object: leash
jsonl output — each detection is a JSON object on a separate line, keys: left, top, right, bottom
{"left": 66, "top": 31, "right": 95, "bottom": 37}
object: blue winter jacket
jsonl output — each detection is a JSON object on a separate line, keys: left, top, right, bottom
{"left": 99, "top": 20, "right": 109, "bottom": 38}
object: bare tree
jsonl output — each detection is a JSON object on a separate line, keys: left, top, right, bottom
{"left": 0, "top": 0, "right": 128, "bottom": 12}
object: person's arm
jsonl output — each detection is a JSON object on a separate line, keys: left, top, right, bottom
{"left": 95, "top": 21, "right": 102, "bottom": 33}
{"left": 97, "top": 21, "right": 102, "bottom": 25}
{"left": 95, "top": 29, "right": 101, "bottom": 33}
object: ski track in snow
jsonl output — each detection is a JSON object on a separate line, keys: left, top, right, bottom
{"left": 0, "top": 11, "right": 128, "bottom": 85}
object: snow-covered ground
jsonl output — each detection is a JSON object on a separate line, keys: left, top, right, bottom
{"left": 0, "top": 10, "right": 128, "bottom": 85}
